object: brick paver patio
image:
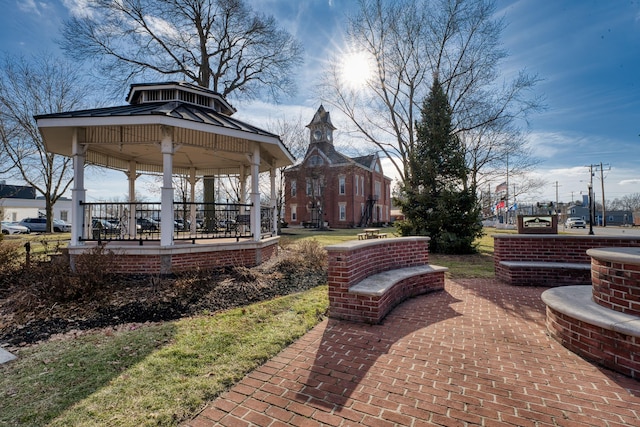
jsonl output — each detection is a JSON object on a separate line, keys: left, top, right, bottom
{"left": 184, "top": 279, "right": 640, "bottom": 426}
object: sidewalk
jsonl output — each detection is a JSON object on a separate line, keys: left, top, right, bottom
{"left": 185, "top": 278, "right": 640, "bottom": 426}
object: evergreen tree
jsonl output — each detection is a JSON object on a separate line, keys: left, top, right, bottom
{"left": 397, "top": 76, "right": 482, "bottom": 254}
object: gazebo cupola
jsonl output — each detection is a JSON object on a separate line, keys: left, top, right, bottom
{"left": 126, "top": 82, "right": 236, "bottom": 116}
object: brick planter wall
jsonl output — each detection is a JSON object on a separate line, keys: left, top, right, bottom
{"left": 546, "top": 305, "right": 640, "bottom": 378}
{"left": 326, "top": 237, "right": 444, "bottom": 323}
{"left": 494, "top": 235, "right": 640, "bottom": 286}
{"left": 589, "top": 248, "right": 640, "bottom": 316}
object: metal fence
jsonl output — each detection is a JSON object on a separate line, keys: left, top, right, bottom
{"left": 79, "top": 201, "right": 275, "bottom": 242}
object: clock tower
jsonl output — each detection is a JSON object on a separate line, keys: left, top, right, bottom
{"left": 306, "top": 105, "right": 336, "bottom": 144}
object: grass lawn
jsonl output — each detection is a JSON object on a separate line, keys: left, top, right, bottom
{"left": 0, "top": 226, "right": 496, "bottom": 426}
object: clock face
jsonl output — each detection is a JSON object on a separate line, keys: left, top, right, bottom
{"left": 313, "top": 130, "right": 322, "bottom": 141}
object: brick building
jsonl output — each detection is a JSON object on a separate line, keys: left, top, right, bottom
{"left": 284, "top": 105, "right": 392, "bottom": 228}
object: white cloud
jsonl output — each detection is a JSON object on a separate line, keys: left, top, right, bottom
{"left": 144, "top": 15, "right": 180, "bottom": 40}
{"left": 17, "top": 0, "right": 39, "bottom": 15}
{"left": 62, "top": 0, "right": 94, "bottom": 18}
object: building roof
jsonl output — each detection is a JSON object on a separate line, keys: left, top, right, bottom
{"left": 0, "top": 184, "right": 36, "bottom": 199}
{"left": 35, "top": 82, "right": 295, "bottom": 176}
{"left": 306, "top": 104, "right": 336, "bottom": 130}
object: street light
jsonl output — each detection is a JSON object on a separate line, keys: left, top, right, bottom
{"left": 588, "top": 183, "right": 594, "bottom": 235}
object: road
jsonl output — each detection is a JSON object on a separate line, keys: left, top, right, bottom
{"left": 561, "top": 225, "right": 640, "bottom": 237}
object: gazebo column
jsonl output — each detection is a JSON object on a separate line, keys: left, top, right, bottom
{"left": 250, "top": 144, "right": 260, "bottom": 241}
{"left": 239, "top": 165, "right": 247, "bottom": 233}
{"left": 270, "top": 165, "right": 277, "bottom": 235}
{"left": 160, "top": 127, "right": 175, "bottom": 246}
{"left": 189, "top": 167, "right": 197, "bottom": 234}
{"left": 70, "top": 129, "right": 86, "bottom": 246}
{"left": 126, "top": 160, "right": 139, "bottom": 238}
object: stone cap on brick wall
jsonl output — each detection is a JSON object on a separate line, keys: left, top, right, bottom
{"left": 587, "top": 247, "right": 640, "bottom": 264}
{"left": 326, "top": 236, "right": 430, "bottom": 251}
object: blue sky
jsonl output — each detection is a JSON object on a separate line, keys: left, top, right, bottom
{"left": 1, "top": 0, "right": 639, "bottom": 204}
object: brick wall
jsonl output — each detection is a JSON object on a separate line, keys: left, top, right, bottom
{"left": 69, "top": 239, "right": 279, "bottom": 275}
{"left": 546, "top": 306, "right": 640, "bottom": 378}
{"left": 591, "top": 256, "right": 640, "bottom": 316}
{"left": 493, "top": 235, "right": 640, "bottom": 285}
{"left": 327, "top": 237, "right": 444, "bottom": 323}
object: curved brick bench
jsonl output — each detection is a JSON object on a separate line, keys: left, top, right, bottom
{"left": 493, "top": 234, "right": 640, "bottom": 286}
{"left": 326, "top": 237, "right": 447, "bottom": 324}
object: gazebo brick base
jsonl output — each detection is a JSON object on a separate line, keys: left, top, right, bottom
{"left": 68, "top": 237, "right": 279, "bottom": 275}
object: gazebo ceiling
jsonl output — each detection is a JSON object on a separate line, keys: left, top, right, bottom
{"left": 35, "top": 83, "right": 295, "bottom": 176}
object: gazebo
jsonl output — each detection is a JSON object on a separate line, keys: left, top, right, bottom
{"left": 35, "top": 82, "right": 294, "bottom": 274}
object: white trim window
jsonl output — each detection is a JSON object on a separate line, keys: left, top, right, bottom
{"left": 291, "top": 205, "right": 297, "bottom": 222}
{"left": 291, "top": 180, "right": 296, "bottom": 197}
{"left": 339, "top": 203, "right": 346, "bottom": 221}
{"left": 339, "top": 176, "right": 346, "bottom": 195}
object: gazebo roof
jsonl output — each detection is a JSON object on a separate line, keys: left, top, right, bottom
{"left": 35, "top": 82, "right": 295, "bottom": 175}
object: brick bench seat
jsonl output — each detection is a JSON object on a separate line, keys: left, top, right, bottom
{"left": 327, "top": 237, "right": 447, "bottom": 324}
{"left": 493, "top": 234, "right": 640, "bottom": 287}
{"left": 350, "top": 265, "right": 448, "bottom": 296}
{"left": 344, "top": 264, "right": 447, "bottom": 324}
{"left": 499, "top": 260, "right": 590, "bottom": 270}
{"left": 497, "top": 260, "right": 591, "bottom": 287}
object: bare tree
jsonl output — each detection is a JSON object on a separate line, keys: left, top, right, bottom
{"left": 609, "top": 193, "right": 640, "bottom": 211}
{"left": 318, "top": 0, "right": 543, "bottom": 191}
{"left": 0, "top": 54, "right": 90, "bottom": 232}
{"left": 261, "top": 115, "right": 308, "bottom": 227}
{"left": 60, "top": 0, "right": 304, "bottom": 101}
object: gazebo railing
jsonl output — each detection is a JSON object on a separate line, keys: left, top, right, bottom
{"left": 79, "top": 201, "right": 275, "bottom": 242}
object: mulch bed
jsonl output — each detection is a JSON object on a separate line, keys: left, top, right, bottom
{"left": 0, "top": 247, "right": 327, "bottom": 348}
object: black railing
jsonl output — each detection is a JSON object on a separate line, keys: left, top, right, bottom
{"left": 79, "top": 201, "right": 275, "bottom": 242}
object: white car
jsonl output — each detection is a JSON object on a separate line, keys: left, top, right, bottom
{"left": 1, "top": 221, "right": 30, "bottom": 235}
{"left": 565, "top": 217, "right": 586, "bottom": 229}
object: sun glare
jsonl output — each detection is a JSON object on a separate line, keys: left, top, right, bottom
{"left": 340, "top": 51, "right": 372, "bottom": 89}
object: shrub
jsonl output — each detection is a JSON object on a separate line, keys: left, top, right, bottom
{"left": 20, "top": 244, "right": 118, "bottom": 304}
{"left": 276, "top": 239, "right": 327, "bottom": 274}
{"left": 0, "top": 240, "right": 22, "bottom": 288}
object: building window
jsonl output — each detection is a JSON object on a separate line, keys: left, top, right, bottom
{"left": 291, "top": 205, "right": 297, "bottom": 222}
{"left": 361, "top": 176, "right": 365, "bottom": 195}
{"left": 60, "top": 211, "right": 69, "bottom": 222}
{"left": 306, "top": 179, "right": 312, "bottom": 196}
{"left": 291, "top": 180, "right": 296, "bottom": 197}
{"left": 375, "top": 181, "right": 381, "bottom": 199}
{"left": 309, "top": 155, "right": 324, "bottom": 166}
{"left": 339, "top": 203, "right": 346, "bottom": 221}
{"left": 339, "top": 176, "right": 346, "bottom": 195}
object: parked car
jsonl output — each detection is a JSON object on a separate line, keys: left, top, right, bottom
{"left": 91, "top": 218, "right": 119, "bottom": 238}
{"left": 53, "top": 219, "right": 71, "bottom": 232}
{"left": 136, "top": 217, "right": 159, "bottom": 231}
{"left": 1, "top": 221, "right": 30, "bottom": 235}
{"left": 19, "top": 217, "right": 47, "bottom": 232}
{"left": 19, "top": 217, "right": 71, "bottom": 232}
{"left": 565, "top": 217, "right": 586, "bottom": 229}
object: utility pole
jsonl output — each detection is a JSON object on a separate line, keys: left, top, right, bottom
{"left": 586, "top": 164, "right": 595, "bottom": 234}
{"left": 585, "top": 163, "right": 610, "bottom": 227}
{"left": 555, "top": 181, "right": 560, "bottom": 216}
{"left": 599, "top": 162, "right": 610, "bottom": 226}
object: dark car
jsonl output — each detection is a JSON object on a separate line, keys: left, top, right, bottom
{"left": 92, "top": 218, "right": 119, "bottom": 238}
{"left": 136, "top": 217, "right": 159, "bottom": 231}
